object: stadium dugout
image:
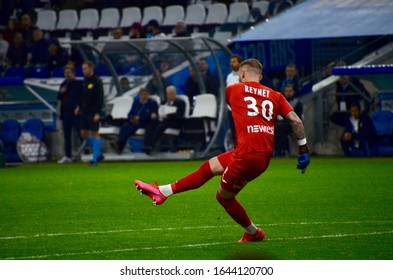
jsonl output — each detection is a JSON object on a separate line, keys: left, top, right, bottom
{"left": 10, "top": 37, "right": 233, "bottom": 162}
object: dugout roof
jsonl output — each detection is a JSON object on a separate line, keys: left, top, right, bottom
{"left": 233, "top": 0, "right": 393, "bottom": 42}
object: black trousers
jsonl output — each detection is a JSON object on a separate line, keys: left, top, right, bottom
{"left": 62, "top": 115, "right": 81, "bottom": 158}
{"left": 274, "top": 121, "right": 292, "bottom": 156}
{"left": 144, "top": 120, "right": 180, "bottom": 149}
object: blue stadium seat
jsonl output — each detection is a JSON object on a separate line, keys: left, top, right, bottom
{"left": 371, "top": 110, "right": 393, "bottom": 156}
{"left": 28, "top": 66, "right": 49, "bottom": 79}
{"left": 51, "top": 67, "right": 65, "bottom": 78}
{"left": 0, "top": 119, "right": 22, "bottom": 162}
{"left": 22, "top": 118, "right": 46, "bottom": 141}
{"left": 5, "top": 66, "right": 26, "bottom": 78}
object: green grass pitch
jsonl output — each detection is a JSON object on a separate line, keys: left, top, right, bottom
{"left": 0, "top": 157, "right": 392, "bottom": 260}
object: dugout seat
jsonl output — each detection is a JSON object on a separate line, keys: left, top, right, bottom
{"left": 227, "top": 2, "right": 250, "bottom": 23}
{"left": 120, "top": 7, "right": 142, "bottom": 28}
{"left": 99, "top": 8, "right": 120, "bottom": 29}
{"left": 99, "top": 96, "right": 134, "bottom": 138}
{"left": 162, "top": 5, "right": 185, "bottom": 27}
{"left": 141, "top": 6, "right": 163, "bottom": 26}
{"left": 0, "top": 119, "right": 22, "bottom": 162}
{"left": 204, "top": 3, "right": 228, "bottom": 26}
{"left": 22, "top": 118, "right": 46, "bottom": 141}
{"left": 181, "top": 93, "right": 217, "bottom": 149}
{"left": 252, "top": 1, "right": 269, "bottom": 17}
{"left": 36, "top": 10, "right": 57, "bottom": 31}
{"left": 57, "top": 9, "right": 79, "bottom": 30}
{"left": 184, "top": 4, "right": 206, "bottom": 32}
{"left": 5, "top": 66, "right": 25, "bottom": 78}
{"left": 28, "top": 66, "right": 49, "bottom": 79}
{"left": 371, "top": 110, "right": 393, "bottom": 156}
{"left": 77, "top": 8, "right": 99, "bottom": 36}
{"left": 161, "top": 94, "right": 190, "bottom": 138}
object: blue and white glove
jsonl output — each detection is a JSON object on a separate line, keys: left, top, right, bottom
{"left": 297, "top": 140, "right": 310, "bottom": 174}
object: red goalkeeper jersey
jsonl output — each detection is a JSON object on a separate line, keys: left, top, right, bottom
{"left": 226, "top": 81, "right": 293, "bottom": 155}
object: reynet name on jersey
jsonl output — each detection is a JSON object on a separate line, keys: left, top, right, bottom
{"left": 244, "top": 85, "right": 270, "bottom": 98}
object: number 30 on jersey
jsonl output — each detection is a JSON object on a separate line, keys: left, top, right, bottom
{"left": 244, "top": 96, "right": 273, "bottom": 121}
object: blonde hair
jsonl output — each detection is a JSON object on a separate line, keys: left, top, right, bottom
{"left": 239, "top": 58, "right": 262, "bottom": 74}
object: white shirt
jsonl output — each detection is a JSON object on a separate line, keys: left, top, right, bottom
{"left": 350, "top": 117, "right": 360, "bottom": 133}
{"left": 226, "top": 71, "right": 239, "bottom": 87}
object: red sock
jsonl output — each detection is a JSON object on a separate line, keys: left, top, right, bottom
{"left": 216, "top": 193, "right": 252, "bottom": 228}
{"left": 172, "top": 161, "right": 214, "bottom": 194}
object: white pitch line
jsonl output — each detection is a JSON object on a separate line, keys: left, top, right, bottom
{"left": 3, "top": 230, "right": 393, "bottom": 260}
{"left": 1, "top": 220, "right": 392, "bottom": 240}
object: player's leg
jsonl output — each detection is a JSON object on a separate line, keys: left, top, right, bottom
{"left": 90, "top": 130, "right": 103, "bottom": 164}
{"left": 89, "top": 115, "right": 103, "bottom": 165}
{"left": 62, "top": 117, "right": 73, "bottom": 159}
{"left": 134, "top": 151, "right": 232, "bottom": 205}
{"left": 216, "top": 154, "right": 270, "bottom": 242}
{"left": 114, "top": 124, "right": 139, "bottom": 154}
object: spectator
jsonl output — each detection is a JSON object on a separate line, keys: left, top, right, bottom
{"left": 145, "top": 60, "right": 171, "bottom": 98}
{"left": 264, "top": 0, "right": 292, "bottom": 19}
{"left": 249, "top": 7, "right": 265, "bottom": 24}
{"left": 143, "top": 85, "right": 186, "bottom": 154}
{"left": 340, "top": 102, "right": 377, "bottom": 157}
{"left": 48, "top": 38, "right": 70, "bottom": 74}
{"left": 74, "top": 60, "right": 104, "bottom": 166}
{"left": 335, "top": 74, "right": 371, "bottom": 112}
{"left": 110, "top": 88, "right": 159, "bottom": 155}
{"left": 184, "top": 65, "right": 200, "bottom": 108}
{"left": 226, "top": 54, "right": 242, "bottom": 87}
{"left": 261, "top": 73, "right": 274, "bottom": 89}
{"left": 330, "top": 74, "right": 371, "bottom": 127}
{"left": 19, "top": 14, "right": 35, "bottom": 47}
{"left": 198, "top": 57, "right": 220, "bottom": 96}
{"left": 27, "top": 28, "right": 49, "bottom": 66}
{"left": 111, "top": 27, "right": 123, "bottom": 40}
{"left": 57, "top": 64, "right": 83, "bottom": 164}
{"left": 129, "top": 22, "right": 146, "bottom": 39}
{"left": 0, "top": 29, "right": 9, "bottom": 70}
{"left": 68, "top": 33, "right": 84, "bottom": 68}
{"left": 145, "top": 19, "right": 166, "bottom": 39}
{"left": 226, "top": 54, "right": 242, "bottom": 148}
{"left": 172, "top": 21, "right": 189, "bottom": 37}
{"left": 145, "top": 19, "right": 167, "bottom": 63}
{"left": 5, "top": 32, "right": 29, "bottom": 66}
{"left": 280, "top": 63, "right": 300, "bottom": 96}
{"left": 274, "top": 83, "right": 303, "bottom": 157}
{"left": 3, "top": 18, "right": 19, "bottom": 44}
{"left": 119, "top": 77, "right": 131, "bottom": 93}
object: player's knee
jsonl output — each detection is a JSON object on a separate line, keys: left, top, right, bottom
{"left": 216, "top": 192, "right": 233, "bottom": 208}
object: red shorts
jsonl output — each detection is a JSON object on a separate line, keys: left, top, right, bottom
{"left": 217, "top": 151, "right": 270, "bottom": 194}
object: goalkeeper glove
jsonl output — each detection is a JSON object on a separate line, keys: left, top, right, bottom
{"left": 297, "top": 143, "right": 310, "bottom": 174}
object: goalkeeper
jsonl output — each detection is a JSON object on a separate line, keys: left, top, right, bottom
{"left": 135, "top": 59, "right": 310, "bottom": 242}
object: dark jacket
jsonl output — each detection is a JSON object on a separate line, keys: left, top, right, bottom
{"left": 128, "top": 98, "right": 159, "bottom": 127}
{"left": 160, "top": 97, "right": 186, "bottom": 128}
{"left": 57, "top": 79, "right": 83, "bottom": 120}
{"left": 336, "top": 77, "right": 371, "bottom": 112}
{"left": 29, "top": 38, "right": 50, "bottom": 65}
{"left": 80, "top": 74, "right": 104, "bottom": 115}
{"left": 343, "top": 112, "right": 377, "bottom": 148}
{"left": 6, "top": 43, "right": 29, "bottom": 66}
{"left": 49, "top": 47, "right": 70, "bottom": 73}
